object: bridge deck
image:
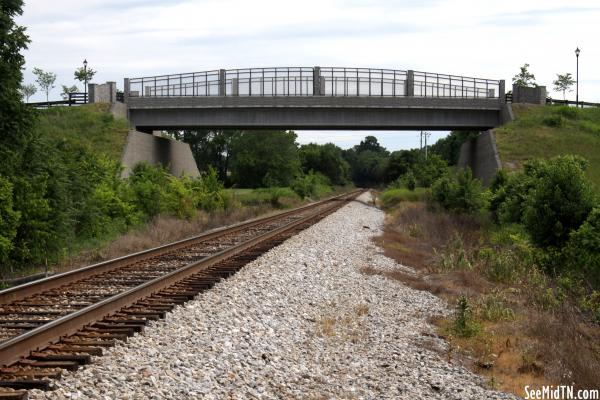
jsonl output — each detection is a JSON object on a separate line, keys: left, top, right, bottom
{"left": 125, "top": 67, "right": 506, "bottom": 131}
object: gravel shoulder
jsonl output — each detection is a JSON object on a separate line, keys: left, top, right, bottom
{"left": 30, "top": 192, "right": 517, "bottom": 399}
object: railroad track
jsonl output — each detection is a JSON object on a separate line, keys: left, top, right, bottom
{"left": 0, "top": 190, "right": 363, "bottom": 399}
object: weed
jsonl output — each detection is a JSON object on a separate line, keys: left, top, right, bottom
{"left": 478, "top": 291, "right": 516, "bottom": 322}
{"left": 437, "top": 234, "right": 472, "bottom": 271}
{"left": 453, "top": 296, "right": 481, "bottom": 338}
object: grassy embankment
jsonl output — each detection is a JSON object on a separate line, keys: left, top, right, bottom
{"left": 6, "top": 105, "right": 344, "bottom": 280}
{"left": 371, "top": 105, "right": 600, "bottom": 397}
{"left": 495, "top": 104, "right": 600, "bottom": 191}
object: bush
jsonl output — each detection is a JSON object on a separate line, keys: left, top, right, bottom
{"left": 379, "top": 188, "right": 429, "bottom": 208}
{"left": 542, "top": 115, "right": 564, "bottom": 127}
{"left": 431, "top": 168, "right": 488, "bottom": 213}
{"left": 453, "top": 296, "right": 481, "bottom": 338}
{"left": 414, "top": 154, "right": 448, "bottom": 187}
{"left": 0, "top": 177, "right": 20, "bottom": 263}
{"left": 291, "top": 171, "right": 331, "bottom": 199}
{"left": 564, "top": 208, "right": 600, "bottom": 288}
{"left": 522, "top": 156, "right": 595, "bottom": 248}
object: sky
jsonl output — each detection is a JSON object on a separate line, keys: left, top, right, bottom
{"left": 17, "top": 0, "right": 600, "bottom": 151}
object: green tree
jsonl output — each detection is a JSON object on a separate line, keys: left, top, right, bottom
{"left": 512, "top": 63, "right": 536, "bottom": 87}
{"left": 19, "top": 83, "right": 37, "bottom": 102}
{"left": 522, "top": 155, "right": 595, "bottom": 248}
{"left": 552, "top": 73, "right": 575, "bottom": 100}
{"left": 0, "top": 177, "right": 20, "bottom": 263}
{"left": 32, "top": 67, "right": 57, "bottom": 102}
{"left": 169, "top": 130, "right": 238, "bottom": 183}
{"left": 74, "top": 65, "right": 97, "bottom": 88}
{"left": 0, "top": 0, "right": 35, "bottom": 177}
{"left": 299, "top": 143, "right": 349, "bottom": 185}
{"left": 230, "top": 131, "right": 301, "bottom": 188}
{"left": 429, "top": 131, "right": 479, "bottom": 165}
{"left": 431, "top": 168, "right": 487, "bottom": 213}
{"left": 60, "top": 85, "right": 79, "bottom": 100}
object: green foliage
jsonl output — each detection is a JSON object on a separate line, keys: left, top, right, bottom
{"left": 60, "top": 85, "right": 79, "bottom": 100}
{"left": 437, "top": 233, "right": 472, "bottom": 271}
{"left": 414, "top": 154, "right": 448, "bottom": 187}
{"left": 0, "top": 177, "right": 20, "bottom": 262}
{"left": 564, "top": 208, "right": 600, "bottom": 287}
{"left": 74, "top": 66, "right": 97, "bottom": 84}
{"left": 385, "top": 149, "right": 420, "bottom": 182}
{"left": 405, "top": 170, "right": 416, "bottom": 191}
{"left": 542, "top": 114, "right": 564, "bottom": 127}
{"left": 168, "top": 130, "right": 237, "bottom": 183}
{"left": 19, "top": 83, "right": 36, "bottom": 102}
{"left": 32, "top": 67, "right": 56, "bottom": 102}
{"left": 379, "top": 187, "right": 429, "bottom": 208}
{"left": 552, "top": 73, "right": 575, "bottom": 100}
{"left": 512, "top": 63, "right": 536, "bottom": 87}
{"left": 431, "top": 168, "right": 488, "bottom": 213}
{"left": 494, "top": 104, "right": 600, "bottom": 192}
{"left": 299, "top": 143, "right": 350, "bottom": 185}
{"left": 477, "top": 291, "right": 515, "bottom": 322}
{"left": 453, "top": 296, "right": 481, "bottom": 338}
{"left": 230, "top": 131, "right": 301, "bottom": 188}
{"left": 255, "top": 187, "right": 298, "bottom": 208}
{"left": 291, "top": 171, "right": 331, "bottom": 199}
{"left": 429, "top": 131, "right": 479, "bottom": 165}
{"left": 521, "top": 155, "right": 595, "bottom": 248}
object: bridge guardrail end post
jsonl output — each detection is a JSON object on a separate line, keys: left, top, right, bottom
{"left": 406, "top": 70, "right": 414, "bottom": 97}
{"left": 499, "top": 80, "right": 506, "bottom": 103}
{"left": 219, "top": 69, "right": 226, "bottom": 96}
{"left": 313, "top": 66, "right": 321, "bottom": 96}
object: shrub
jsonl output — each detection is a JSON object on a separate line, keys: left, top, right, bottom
{"left": 453, "top": 296, "right": 481, "bottom": 338}
{"left": 291, "top": 171, "right": 331, "bottom": 199}
{"left": 522, "top": 155, "right": 595, "bottom": 248}
{"left": 414, "top": 154, "right": 448, "bottom": 187}
{"left": 0, "top": 177, "right": 20, "bottom": 263}
{"left": 564, "top": 208, "right": 600, "bottom": 288}
{"left": 553, "top": 105, "right": 578, "bottom": 120}
{"left": 542, "top": 115, "right": 564, "bottom": 127}
{"left": 379, "top": 188, "right": 429, "bottom": 208}
{"left": 405, "top": 170, "right": 417, "bottom": 191}
{"left": 431, "top": 168, "right": 488, "bottom": 213}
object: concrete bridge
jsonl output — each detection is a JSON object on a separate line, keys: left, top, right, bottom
{"left": 123, "top": 67, "right": 511, "bottom": 132}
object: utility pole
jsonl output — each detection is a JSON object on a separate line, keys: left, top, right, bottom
{"left": 419, "top": 131, "right": 423, "bottom": 154}
{"left": 424, "top": 131, "right": 431, "bottom": 160}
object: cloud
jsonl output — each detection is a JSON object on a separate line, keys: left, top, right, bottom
{"left": 16, "top": 0, "right": 600, "bottom": 149}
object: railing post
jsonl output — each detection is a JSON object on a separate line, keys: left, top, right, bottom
{"left": 219, "top": 69, "right": 226, "bottom": 96}
{"left": 499, "top": 80, "right": 506, "bottom": 103}
{"left": 406, "top": 70, "right": 414, "bottom": 96}
{"left": 313, "top": 66, "right": 321, "bottom": 96}
{"left": 124, "top": 78, "right": 130, "bottom": 103}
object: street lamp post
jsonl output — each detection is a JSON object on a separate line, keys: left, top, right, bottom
{"left": 83, "top": 59, "right": 88, "bottom": 103}
{"left": 575, "top": 47, "right": 580, "bottom": 108}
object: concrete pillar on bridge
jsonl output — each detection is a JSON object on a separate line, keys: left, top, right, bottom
{"left": 232, "top": 78, "right": 239, "bottom": 96}
{"left": 499, "top": 80, "right": 506, "bottom": 103}
{"left": 313, "top": 66, "right": 322, "bottom": 96}
{"left": 124, "top": 78, "right": 130, "bottom": 101}
{"left": 406, "top": 70, "right": 414, "bottom": 97}
{"left": 219, "top": 69, "right": 226, "bottom": 96}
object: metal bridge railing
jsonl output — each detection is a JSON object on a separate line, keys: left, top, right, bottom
{"left": 127, "top": 67, "right": 502, "bottom": 99}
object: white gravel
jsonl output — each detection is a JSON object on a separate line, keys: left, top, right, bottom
{"left": 30, "top": 192, "right": 517, "bottom": 399}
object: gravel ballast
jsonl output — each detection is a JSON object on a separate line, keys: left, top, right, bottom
{"left": 30, "top": 192, "right": 517, "bottom": 399}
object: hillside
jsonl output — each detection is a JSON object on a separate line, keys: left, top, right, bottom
{"left": 494, "top": 104, "right": 600, "bottom": 190}
{"left": 34, "top": 103, "right": 129, "bottom": 161}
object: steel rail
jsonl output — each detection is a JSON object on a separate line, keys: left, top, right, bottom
{"left": 0, "top": 190, "right": 362, "bottom": 366}
{"left": 0, "top": 191, "right": 358, "bottom": 305}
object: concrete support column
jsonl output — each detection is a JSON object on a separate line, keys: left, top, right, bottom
{"left": 406, "top": 70, "right": 414, "bottom": 97}
{"left": 499, "top": 80, "right": 505, "bottom": 103}
{"left": 124, "top": 78, "right": 130, "bottom": 102}
{"left": 107, "top": 81, "right": 116, "bottom": 103}
{"left": 313, "top": 66, "right": 321, "bottom": 96}
{"left": 219, "top": 69, "right": 226, "bottom": 96}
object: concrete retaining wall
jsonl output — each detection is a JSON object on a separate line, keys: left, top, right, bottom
{"left": 120, "top": 130, "right": 200, "bottom": 178}
{"left": 512, "top": 84, "right": 546, "bottom": 105}
{"left": 457, "top": 130, "right": 502, "bottom": 186}
{"left": 89, "top": 82, "right": 117, "bottom": 104}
